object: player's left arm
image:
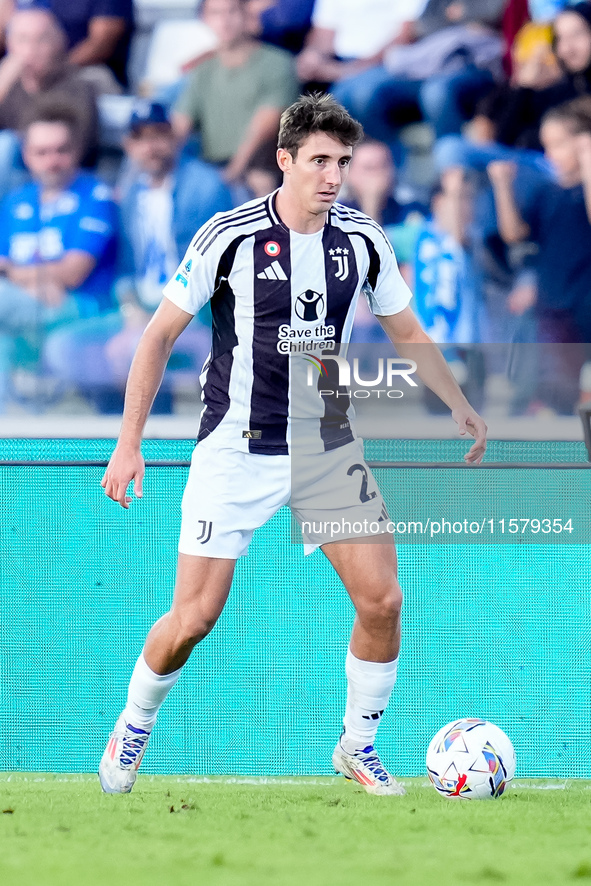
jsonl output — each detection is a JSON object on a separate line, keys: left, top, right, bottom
{"left": 378, "top": 306, "right": 487, "bottom": 465}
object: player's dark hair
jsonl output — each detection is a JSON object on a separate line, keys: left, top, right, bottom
{"left": 542, "top": 95, "right": 591, "bottom": 134}
{"left": 278, "top": 93, "right": 364, "bottom": 159}
{"left": 21, "top": 97, "right": 82, "bottom": 146}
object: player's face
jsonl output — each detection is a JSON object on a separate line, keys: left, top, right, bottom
{"left": 126, "top": 124, "right": 177, "bottom": 177}
{"left": 23, "top": 122, "right": 78, "bottom": 190}
{"left": 279, "top": 132, "right": 352, "bottom": 217}
{"left": 540, "top": 119, "right": 581, "bottom": 186}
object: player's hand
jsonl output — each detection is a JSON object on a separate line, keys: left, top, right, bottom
{"left": 101, "top": 444, "right": 145, "bottom": 509}
{"left": 451, "top": 407, "right": 487, "bottom": 465}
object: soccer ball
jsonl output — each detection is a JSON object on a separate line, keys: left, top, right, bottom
{"left": 426, "top": 718, "right": 516, "bottom": 800}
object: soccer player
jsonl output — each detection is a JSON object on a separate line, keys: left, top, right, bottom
{"left": 99, "top": 93, "right": 487, "bottom": 796}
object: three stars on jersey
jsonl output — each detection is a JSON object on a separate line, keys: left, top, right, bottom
{"left": 330, "top": 247, "right": 349, "bottom": 281}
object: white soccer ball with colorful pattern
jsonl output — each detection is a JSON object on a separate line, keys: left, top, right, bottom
{"left": 426, "top": 719, "right": 516, "bottom": 799}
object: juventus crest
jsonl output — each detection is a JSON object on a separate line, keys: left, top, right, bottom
{"left": 329, "top": 247, "right": 349, "bottom": 281}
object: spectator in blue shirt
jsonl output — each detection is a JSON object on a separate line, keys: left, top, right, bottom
{"left": 0, "top": 99, "right": 117, "bottom": 411}
{"left": 45, "top": 102, "right": 230, "bottom": 414}
{"left": 118, "top": 102, "right": 233, "bottom": 312}
{"left": 413, "top": 168, "right": 485, "bottom": 413}
{"left": 414, "top": 169, "right": 479, "bottom": 344}
{"left": 104, "top": 101, "right": 230, "bottom": 411}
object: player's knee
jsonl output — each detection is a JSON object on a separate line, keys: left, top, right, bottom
{"left": 173, "top": 608, "right": 219, "bottom": 646}
{"left": 377, "top": 586, "right": 403, "bottom": 625}
{"left": 358, "top": 583, "right": 402, "bottom": 630}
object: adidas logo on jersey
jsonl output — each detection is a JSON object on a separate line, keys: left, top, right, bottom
{"left": 257, "top": 260, "right": 287, "bottom": 281}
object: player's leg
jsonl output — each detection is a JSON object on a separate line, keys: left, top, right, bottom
{"left": 99, "top": 553, "right": 235, "bottom": 794}
{"left": 143, "top": 552, "right": 236, "bottom": 675}
{"left": 323, "top": 537, "right": 405, "bottom": 796}
{"left": 100, "top": 440, "right": 291, "bottom": 793}
{"left": 324, "top": 536, "right": 401, "bottom": 661}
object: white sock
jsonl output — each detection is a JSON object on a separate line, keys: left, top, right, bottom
{"left": 122, "top": 652, "right": 183, "bottom": 731}
{"left": 342, "top": 648, "right": 399, "bottom": 752}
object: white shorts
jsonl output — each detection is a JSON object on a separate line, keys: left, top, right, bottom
{"left": 178, "top": 434, "right": 391, "bottom": 559}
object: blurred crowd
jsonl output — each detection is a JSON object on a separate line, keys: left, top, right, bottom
{"left": 2, "top": 0, "right": 591, "bottom": 417}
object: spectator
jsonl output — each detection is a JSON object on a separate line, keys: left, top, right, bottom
{"left": 414, "top": 168, "right": 478, "bottom": 343}
{"left": 344, "top": 139, "right": 425, "bottom": 345}
{"left": 488, "top": 97, "right": 591, "bottom": 412}
{"left": 119, "top": 102, "right": 233, "bottom": 314}
{"left": 413, "top": 168, "right": 485, "bottom": 411}
{"left": 342, "top": 137, "right": 425, "bottom": 290}
{"left": 0, "top": 0, "right": 134, "bottom": 90}
{"left": 550, "top": 2, "right": 591, "bottom": 97}
{"left": 0, "top": 6, "right": 98, "bottom": 198}
{"left": 245, "top": 0, "right": 314, "bottom": 53}
{"left": 437, "top": 2, "right": 591, "bottom": 171}
{"left": 430, "top": 19, "right": 570, "bottom": 384}
{"left": 342, "top": 138, "right": 425, "bottom": 226}
{"left": 431, "top": 18, "right": 578, "bottom": 360}
{"left": 432, "top": 22, "right": 561, "bottom": 236}
{"left": 46, "top": 102, "right": 230, "bottom": 414}
{"left": 0, "top": 100, "right": 117, "bottom": 412}
{"left": 472, "top": 22, "right": 561, "bottom": 151}
{"left": 296, "top": 0, "right": 424, "bottom": 91}
{"left": 331, "top": 0, "right": 505, "bottom": 150}
{"left": 172, "top": 0, "right": 298, "bottom": 188}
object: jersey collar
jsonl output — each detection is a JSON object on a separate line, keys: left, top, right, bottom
{"left": 267, "top": 189, "right": 335, "bottom": 233}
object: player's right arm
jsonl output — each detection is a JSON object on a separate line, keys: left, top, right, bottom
{"left": 101, "top": 297, "right": 193, "bottom": 509}
{"left": 103, "top": 209, "right": 226, "bottom": 507}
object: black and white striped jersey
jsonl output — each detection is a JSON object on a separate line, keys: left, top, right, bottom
{"left": 163, "top": 191, "right": 411, "bottom": 454}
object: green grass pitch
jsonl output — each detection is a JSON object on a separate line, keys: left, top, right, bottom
{"left": 2, "top": 774, "right": 591, "bottom": 886}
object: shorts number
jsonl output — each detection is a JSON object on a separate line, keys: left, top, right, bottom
{"left": 347, "top": 463, "right": 377, "bottom": 503}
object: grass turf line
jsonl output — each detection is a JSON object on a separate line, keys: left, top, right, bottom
{"left": 1, "top": 775, "right": 591, "bottom": 886}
